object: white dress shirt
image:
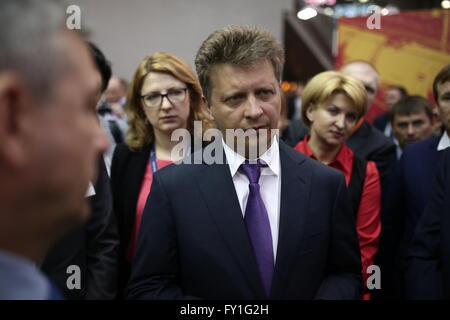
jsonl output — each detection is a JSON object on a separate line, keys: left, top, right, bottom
{"left": 222, "top": 137, "right": 281, "bottom": 261}
{"left": 437, "top": 131, "right": 450, "bottom": 151}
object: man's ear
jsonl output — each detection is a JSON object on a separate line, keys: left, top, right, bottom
{"left": 201, "top": 95, "right": 214, "bottom": 120}
{"left": 0, "top": 72, "right": 33, "bottom": 168}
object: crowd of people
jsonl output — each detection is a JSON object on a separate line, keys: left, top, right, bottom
{"left": 1, "top": 0, "right": 450, "bottom": 300}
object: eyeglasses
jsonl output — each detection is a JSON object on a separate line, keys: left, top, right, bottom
{"left": 141, "top": 87, "right": 188, "bottom": 108}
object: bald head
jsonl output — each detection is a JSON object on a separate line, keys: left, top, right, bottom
{"left": 105, "top": 76, "right": 127, "bottom": 104}
{"left": 340, "top": 61, "right": 380, "bottom": 107}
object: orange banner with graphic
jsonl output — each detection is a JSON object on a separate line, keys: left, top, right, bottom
{"left": 336, "top": 9, "right": 450, "bottom": 123}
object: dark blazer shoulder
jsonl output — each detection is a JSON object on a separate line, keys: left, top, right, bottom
{"left": 403, "top": 135, "right": 440, "bottom": 156}
{"left": 373, "top": 113, "right": 389, "bottom": 132}
{"left": 112, "top": 143, "right": 151, "bottom": 174}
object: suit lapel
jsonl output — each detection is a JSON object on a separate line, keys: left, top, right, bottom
{"left": 123, "top": 146, "right": 151, "bottom": 235}
{"left": 195, "top": 160, "right": 266, "bottom": 299}
{"left": 271, "top": 142, "right": 310, "bottom": 298}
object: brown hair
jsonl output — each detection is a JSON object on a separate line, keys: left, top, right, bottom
{"left": 195, "top": 25, "right": 285, "bottom": 104}
{"left": 433, "top": 64, "right": 450, "bottom": 104}
{"left": 390, "top": 95, "right": 434, "bottom": 122}
{"left": 125, "top": 51, "right": 213, "bottom": 150}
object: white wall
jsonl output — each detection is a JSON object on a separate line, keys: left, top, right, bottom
{"left": 72, "top": 0, "right": 292, "bottom": 80}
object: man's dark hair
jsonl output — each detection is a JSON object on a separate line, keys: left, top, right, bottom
{"left": 433, "top": 64, "right": 450, "bottom": 103}
{"left": 88, "top": 42, "right": 111, "bottom": 93}
{"left": 390, "top": 95, "right": 434, "bottom": 122}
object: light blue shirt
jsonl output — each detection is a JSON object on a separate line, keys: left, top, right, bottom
{"left": 0, "top": 250, "right": 51, "bottom": 300}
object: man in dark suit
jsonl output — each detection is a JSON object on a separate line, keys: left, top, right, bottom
{"left": 41, "top": 43, "right": 119, "bottom": 300}
{"left": 0, "top": 0, "right": 109, "bottom": 299}
{"left": 404, "top": 147, "right": 450, "bottom": 299}
{"left": 373, "top": 85, "right": 408, "bottom": 138}
{"left": 127, "top": 26, "right": 362, "bottom": 300}
{"left": 376, "top": 64, "right": 450, "bottom": 299}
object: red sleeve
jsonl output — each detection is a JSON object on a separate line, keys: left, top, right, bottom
{"left": 356, "top": 160, "right": 381, "bottom": 286}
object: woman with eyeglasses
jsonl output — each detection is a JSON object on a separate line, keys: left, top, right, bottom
{"left": 293, "top": 71, "right": 381, "bottom": 299}
{"left": 110, "top": 52, "right": 213, "bottom": 297}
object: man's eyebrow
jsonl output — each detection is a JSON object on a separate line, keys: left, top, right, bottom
{"left": 222, "top": 90, "right": 245, "bottom": 97}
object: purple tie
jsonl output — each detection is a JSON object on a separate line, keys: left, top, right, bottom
{"left": 240, "top": 160, "right": 274, "bottom": 296}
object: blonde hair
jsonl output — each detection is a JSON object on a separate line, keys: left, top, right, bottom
{"left": 195, "top": 25, "right": 284, "bottom": 104}
{"left": 125, "top": 51, "right": 213, "bottom": 150}
{"left": 301, "top": 71, "right": 368, "bottom": 128}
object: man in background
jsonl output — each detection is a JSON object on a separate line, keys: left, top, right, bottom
{"left": 373, "top": 85, "right": 408, "bottom": 138}
{"left": 379, "top": 65, "right": 450, "bottom": 299}
{"left": 390, "top": 96, "right": 435, "bottom": 159}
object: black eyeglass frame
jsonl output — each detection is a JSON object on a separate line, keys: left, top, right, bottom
{"left": 140, "top": 87, "right": 188, "bottom": 108}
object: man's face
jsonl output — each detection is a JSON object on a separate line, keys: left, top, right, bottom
{"left": 341, "top": 63, "right": 379, "bottom": 107}
{"left": 209, "top": 59, "right": 281, "bottom": 158}
{"left": 436, "top": 80, "right": 450, "bottom": 134}
{"left": 28, "top": 31, "right": 109, "bottom": 228}
{"left": 392, "top": 111, "right": 434, "bottom": 148}
{"left": 385, "top": 88, "right": 403, "bottom": 110}
{"left": 105, "top": 77, "right": 126, "bottom": 104}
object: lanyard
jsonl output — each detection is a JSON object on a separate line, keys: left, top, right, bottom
{"left": 149, "top": 147, "right": 158, "bottom": 174}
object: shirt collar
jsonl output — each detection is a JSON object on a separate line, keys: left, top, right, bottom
{"left": 437, "top": 131, "right": 450, "bottom": 151}
{"left": 222, "top": 136, "right": 280, "bottom": 177}
{"left": 296, "top": 135, "right": 353, "bottom": 178}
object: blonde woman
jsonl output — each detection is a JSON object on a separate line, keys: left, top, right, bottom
{"left": 294, "top": 71, "right": 381, "bottom": 299}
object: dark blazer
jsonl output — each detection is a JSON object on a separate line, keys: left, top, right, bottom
{"left": 126, "top": 141, "right": 362, "bottom": 299}
{"left": 373, "top": 112, "right": 390, "bottom": 133}
{"left": 282, "top": 119, "right": 396, "bottom": 187}
{"left": 373, "top": 135, "right": 442, "bottom": 299}
{"left": 42, "top": 157, "right": 119, "bottom": 299}
{"left": 387, "top": 136, "right": 443, "bottom": 242}
{"left": 110, "top": 142, "right": 151, "bottom": 298}
{"left": 404, "top": 148, "right": 450, "bottom": 299}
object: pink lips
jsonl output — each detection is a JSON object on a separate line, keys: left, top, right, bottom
{"left": 160, "top": 115, "right": 177, "bottom": 122}
{"left": 330, "top": 131, "right": 343, "bottom": 138}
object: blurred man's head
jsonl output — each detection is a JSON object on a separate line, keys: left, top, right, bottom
{"left": 340, "top": 61, "right": 380, "bottom": 107}
{"left": 88, "top": 42, "right": 112, "bottom": 114}
{"left": 433, "top": 65, "right": 450, "bottom": 135}
{"left": 385, "top": 85, "right": 408, "bottom": 110}
{"left": 105, "top": 76, "right": 127, "bottom": 104}
{"left": 390, "top": 96, "right": 434, "bottom": 149}
{"left": 88, "top": 42, "right": 112, "bottom": 96}
{"left": 0, "top": 0, "right": 109, "bottom": 260}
